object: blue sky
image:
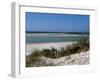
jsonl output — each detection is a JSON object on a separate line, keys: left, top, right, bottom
{"left": 26, "top": 12, "right": 89, "bottom": 32}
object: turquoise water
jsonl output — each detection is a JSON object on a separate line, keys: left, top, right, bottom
{"left": 26, "top": 33, "right": 88, "bottom": 44}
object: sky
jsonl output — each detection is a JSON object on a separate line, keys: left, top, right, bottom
{"left": 26, "top": 12, "right": 89, "bottom": 32}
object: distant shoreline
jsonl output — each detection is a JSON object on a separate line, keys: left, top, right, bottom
{"left": 26, "top": 33, "right": 88, "bottom": 37}
{"left": 26, "top": 31, "right": 89, "bottom": 34}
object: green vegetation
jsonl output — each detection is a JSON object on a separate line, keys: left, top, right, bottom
{"left": 26, "top": 37, "right": 89, "bottom": 67}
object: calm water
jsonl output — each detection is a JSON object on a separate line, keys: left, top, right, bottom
{"left": 26, "top": 33, "right": 89, "bottom": 44}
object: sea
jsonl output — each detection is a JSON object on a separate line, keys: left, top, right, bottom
{"left": 26, "top": 33, "right": 89, "bottom": 44}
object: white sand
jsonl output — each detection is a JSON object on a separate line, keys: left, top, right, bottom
{"left": 28, "top": 51, "right": 89, "bottom": 67}
{"left": 44, "top": 51, "right": 89, "bottom": 65}
{"left": 26, "top": 42, "right": 75, "bottom": 56}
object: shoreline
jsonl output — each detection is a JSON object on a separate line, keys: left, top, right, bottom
{"left": 26, "top": 33, "right": 88, "bottom": 37}
{"left": 26, "top": 42, "right": 76, "bottom": 56}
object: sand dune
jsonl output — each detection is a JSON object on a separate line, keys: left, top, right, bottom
{"left": 28, "top": 51, "right": 89, "bottom": 67}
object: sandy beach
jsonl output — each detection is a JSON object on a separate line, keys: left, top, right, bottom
{"left": 26, "top": 40, "right": 89, "bottom": 67}
{"left": 27, "top": 51, "right": 89, "bottom": 67}
{"left": 26, "top": 42, "right": 76, "bottom": 56}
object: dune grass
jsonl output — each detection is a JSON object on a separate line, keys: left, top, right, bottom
{"left": 26, "top": 37, "right": 89, "bottom": 67}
